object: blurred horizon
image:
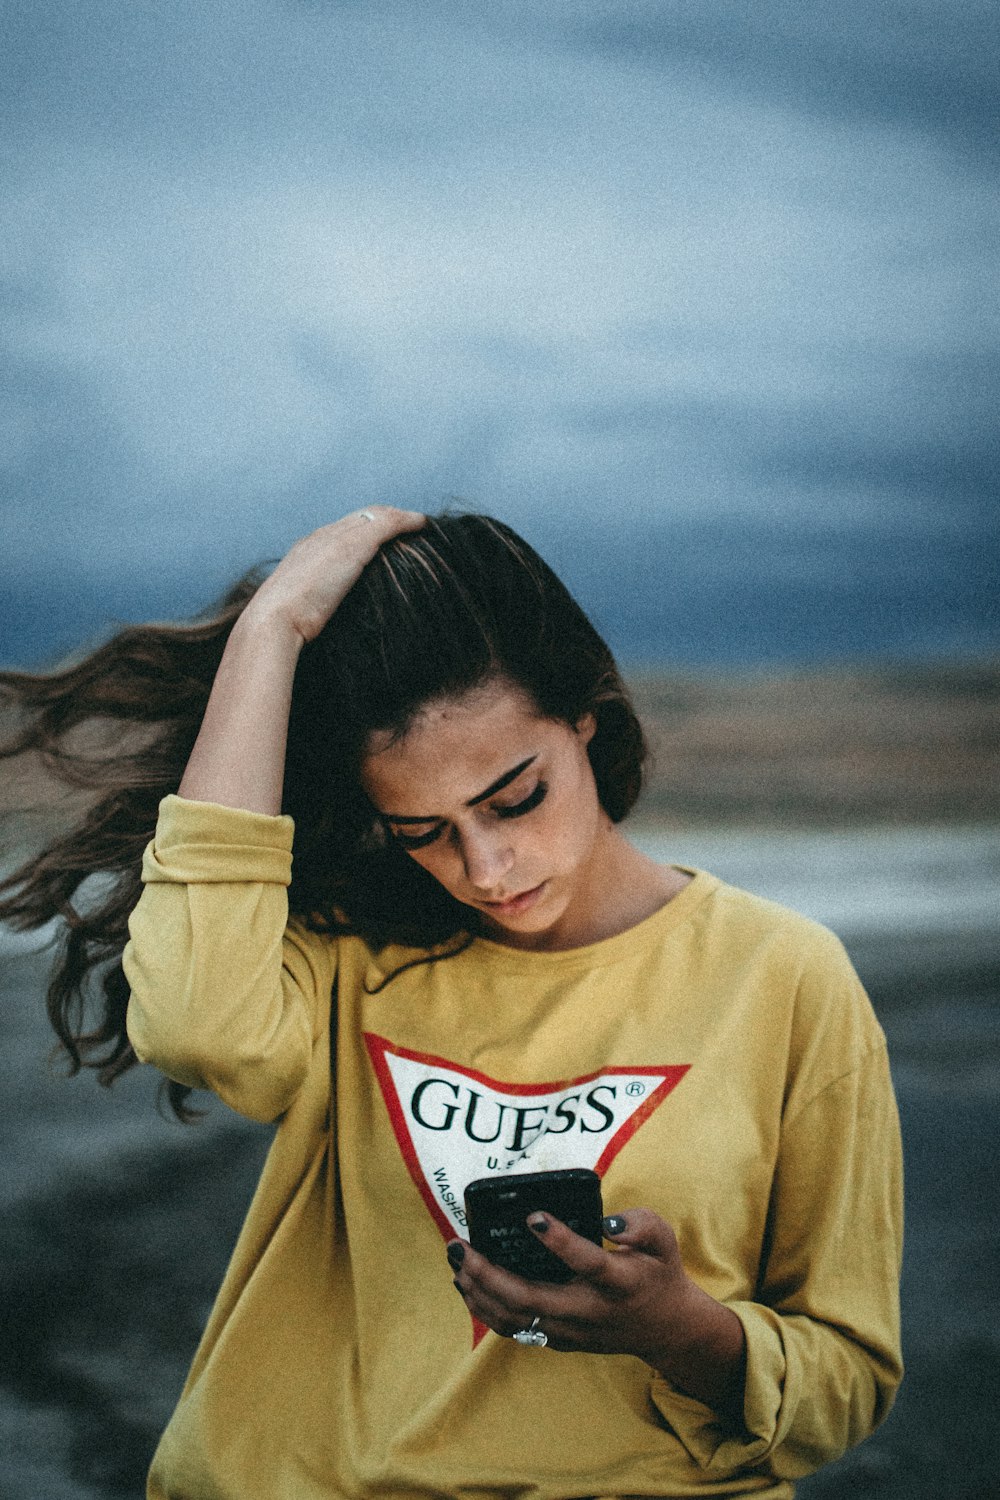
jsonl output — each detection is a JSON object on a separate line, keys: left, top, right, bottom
{"left": 3, "top": 512, "right": 998, "bottom": 672}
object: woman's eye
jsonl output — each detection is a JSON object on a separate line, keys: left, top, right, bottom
{"left": 387, "top": 782, "right": 547, "bottom": 848}
{"left": 390, "top": 824, "right": 443, "bottom": 850}
{"left": 495, "top": 782, "right": 547, "bottom": 819}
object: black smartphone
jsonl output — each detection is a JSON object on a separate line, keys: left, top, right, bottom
{"left": 464, "top": 1168, "right": 604, "bottom": 1283}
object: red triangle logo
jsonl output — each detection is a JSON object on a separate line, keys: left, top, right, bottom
{"left": 364, "top": 1032, "right": 689, "bottom": 1344}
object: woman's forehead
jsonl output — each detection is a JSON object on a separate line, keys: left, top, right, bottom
{"left": 360, "top": 684, "right": 556, "bottom": 812}
{"left": 366, "top": 680, "right": 537, "bottom": 754}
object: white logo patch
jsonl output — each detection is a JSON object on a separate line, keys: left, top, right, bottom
{"left": 365, "top": 1033, "right": 689, "bottom": 1242}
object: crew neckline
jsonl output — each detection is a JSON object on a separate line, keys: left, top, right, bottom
{"left": 467, "top": 867, "right": 719, "bottom": 969}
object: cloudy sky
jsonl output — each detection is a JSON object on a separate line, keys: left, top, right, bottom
{"left": 2, "top": 0, "right": 997, "bottom": 666}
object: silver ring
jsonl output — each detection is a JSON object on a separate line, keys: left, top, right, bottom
{"left": 359, "top": 508, "right": 376, "bottom": 522}
{"left": 512, "top": 1315, "right": 548, "bottom": 1348}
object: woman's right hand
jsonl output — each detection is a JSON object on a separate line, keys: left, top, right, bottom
{"left": 245, "top": 506, "right": 426, "bottom": 644}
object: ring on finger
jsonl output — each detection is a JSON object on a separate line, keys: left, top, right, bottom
{"left": 512, "top": 1315, "right": 548, "bottom": 1348}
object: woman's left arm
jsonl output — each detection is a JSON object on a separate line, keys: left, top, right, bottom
{"left": 708, "top": 1037, "right": 904, "bottom": 1478}
{"left": 451, "top": 1036, "right": 903, "bottom": 1479}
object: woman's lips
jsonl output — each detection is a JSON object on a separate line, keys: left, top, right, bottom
{"left": 479, "top": 882, "right": 546, "bottom": 917}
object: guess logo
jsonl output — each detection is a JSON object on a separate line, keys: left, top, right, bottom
{"left": 364, "top": 1033, "right": 689, "bottom": 1244}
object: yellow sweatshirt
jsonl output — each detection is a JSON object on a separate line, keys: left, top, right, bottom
{"left": 124, "top": 796, "right": 902, "bottom": 1500}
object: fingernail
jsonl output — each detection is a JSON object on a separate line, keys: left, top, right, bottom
{"left": 526, "top": 1213, "right": 549, "bottom": 1233}
{"left": 603, "top": 1215, "right": 627, "bottom": 1236}
{"left": 452, "top": 1278, "right": 465, "bottom": 1296}
{"left": 446, "top": 1242, "right": 465, "bottom": 1270}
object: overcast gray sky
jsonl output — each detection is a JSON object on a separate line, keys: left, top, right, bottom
{"left": 2, "top": 0, "right": 997, "bottom": 664}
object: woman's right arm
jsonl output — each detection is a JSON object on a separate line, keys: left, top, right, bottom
{"left": 124, "top": 507, "right": 424, "bottom": 1118}
{"left": 178, "top": 507, "right": 424, "bottom": 815}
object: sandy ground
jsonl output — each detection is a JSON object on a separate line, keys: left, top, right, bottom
{"left": 1, "top": 825, "right": 998, "bottom": 1498}
{"left": 630, "top": 661, "right": 999, "bottom": 825}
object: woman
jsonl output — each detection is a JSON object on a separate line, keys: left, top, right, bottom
{"left": 0, "top": 508, "right": 903, "bottom": 1499}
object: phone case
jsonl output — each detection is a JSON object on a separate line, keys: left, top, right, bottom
{"left": 464, "top": 1168, "right": 604, "bottom": 1283}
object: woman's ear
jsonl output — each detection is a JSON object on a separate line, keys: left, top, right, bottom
{"left": 575, "top": 711, "right": 597, "bottom": 744}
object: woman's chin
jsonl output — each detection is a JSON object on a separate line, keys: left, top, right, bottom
{"left": 475, "top": 883, "right": 595, "bottom": 951}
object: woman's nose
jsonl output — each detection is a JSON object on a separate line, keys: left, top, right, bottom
{"left": 459, "top": 827, "right": 514, "bottom": 890}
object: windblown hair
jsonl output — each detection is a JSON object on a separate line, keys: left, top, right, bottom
{"left": 0, "top": 514, "right": 647, "bottom": 1116}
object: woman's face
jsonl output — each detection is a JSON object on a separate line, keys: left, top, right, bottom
{"left": 360, "top": 680, "right": 614, "bottom": 950}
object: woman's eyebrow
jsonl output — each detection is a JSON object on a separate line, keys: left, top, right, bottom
{"left": 383, "top": 757, "right": 537, "bottom": 823}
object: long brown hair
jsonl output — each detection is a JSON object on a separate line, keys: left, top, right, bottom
{"left": 0, "top": 515, "right": 647, "bottom": 1116}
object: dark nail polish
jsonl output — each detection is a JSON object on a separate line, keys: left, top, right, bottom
{"left": 452, "top": 1278, "right": 465, "bottom": 1296}
{"left": 446, "top": 1242, "right": 465, "bottom": 1270}
{"left": 603, "top": 1214, "right": 627, "bottom": 1236}
{"left": 526, "top": 1214, "right": 549, "bottom": 1233}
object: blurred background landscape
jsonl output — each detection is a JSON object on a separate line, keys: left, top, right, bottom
{"left": 2, "top": 2, "right": 998, "bottom": 1496}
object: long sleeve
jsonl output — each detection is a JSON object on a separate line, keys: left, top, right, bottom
{"left": 650, "top": 947, "right": 904, "bottom": 1479}
{"left": 124, "top": 794, "right": 336, "bottom": 1123}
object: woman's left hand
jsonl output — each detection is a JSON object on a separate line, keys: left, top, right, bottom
{"left": 448, "top": 1208, "right": 746, "bottom": 1415}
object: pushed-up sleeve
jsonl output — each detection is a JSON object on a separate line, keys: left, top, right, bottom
{"left": 651, "top": 946, "right": 904, "bottom": 1480}
{"left": 124, "top": 794, "right": 335, "bottom": 1123}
